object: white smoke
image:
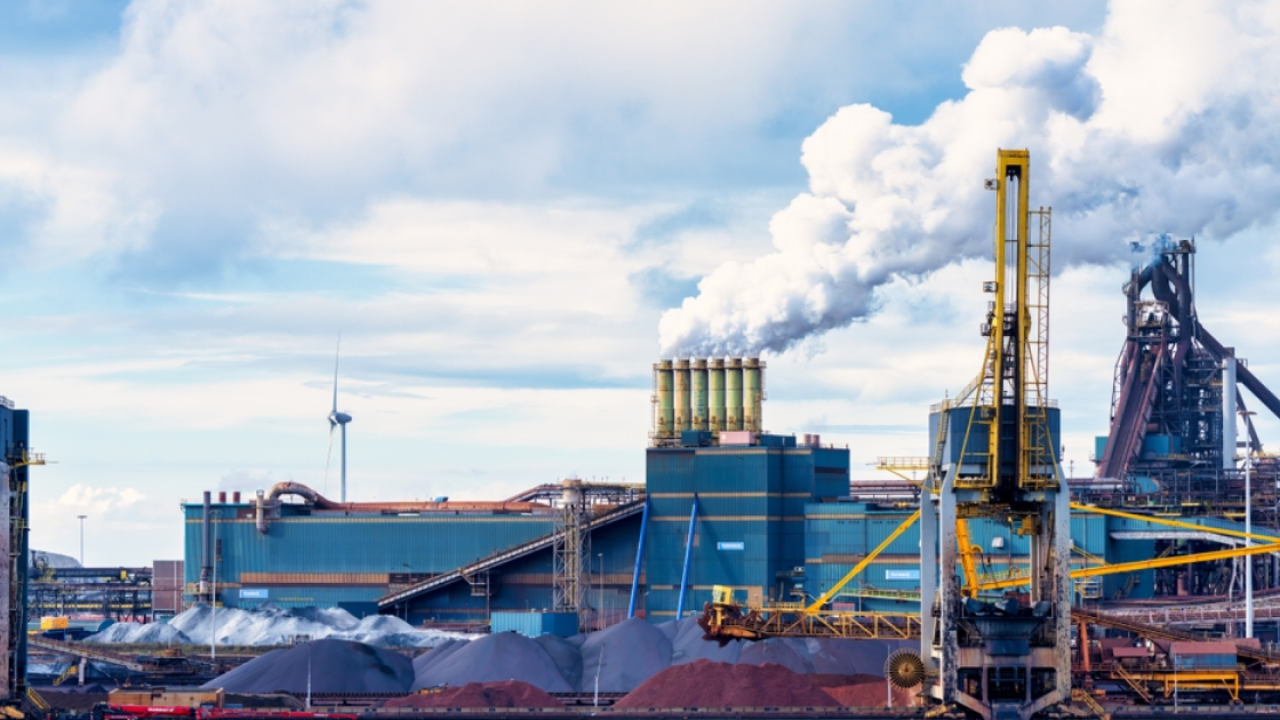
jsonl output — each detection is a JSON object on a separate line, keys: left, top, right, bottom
{"left": 659, "top": 1, "right": 1280, "bottom": 357}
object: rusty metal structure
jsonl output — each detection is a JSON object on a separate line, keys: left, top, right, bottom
{"left": 1091, "top": 237, "right": 1280, "bottom": 522}
{"left": 1082, "top": 238, "right": 1280, "bottom": 609}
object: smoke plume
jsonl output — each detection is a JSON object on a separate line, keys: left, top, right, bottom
{"left": 659, "top": 1, "right": 1280, "bottom": 357}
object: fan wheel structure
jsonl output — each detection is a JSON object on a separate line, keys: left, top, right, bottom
{"left": 885, "top": 649, "right": 926, "bottom": 689}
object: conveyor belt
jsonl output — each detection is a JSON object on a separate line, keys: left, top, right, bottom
{"left": 377, "top": 499, "right": 645, "bottom": 608}
{"left": 1074, "top": 607, "right": 1280, "bottom": 665}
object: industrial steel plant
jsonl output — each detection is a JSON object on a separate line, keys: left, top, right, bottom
{"left": 10, "top": 149, "right": 1280, "bottom": 719}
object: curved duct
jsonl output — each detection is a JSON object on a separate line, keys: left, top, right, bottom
{"left": 267, "top": 479, "right": 550, "bottom": 512}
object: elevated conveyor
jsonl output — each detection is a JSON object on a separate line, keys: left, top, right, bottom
{"left": 377, "top": 499, "right": 645, "bottom": 609}
{"left": 27, "top": 635, "right": 208, "bottom": 676}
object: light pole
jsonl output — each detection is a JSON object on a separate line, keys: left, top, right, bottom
{"left": 76, "top": 515, "right": 87, "bottom": 566}
{"left": 1240, "top": 409, "right": 1257, "bottom": 638}
{"left": 597, "top": 553, "right": 604, "bottom": 631}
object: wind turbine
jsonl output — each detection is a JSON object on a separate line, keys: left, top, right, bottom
{"left": 326, "top": 339, "right": 353, "bottom": 502}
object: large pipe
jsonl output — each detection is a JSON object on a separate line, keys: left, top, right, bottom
{"left": 743, "top": 357, "right": 762, "bottom": 433}
{"left": 1224, "top": 354, "right": 1238, "bottom": 470}
{"left": 627, "top": 499, "right": 650, "bottom": 619}
{"left": 691, "top": 360, "right": 708, "bottom": 432}
{"left": 725, "top": 359, "right": 744, "bottom": 431}
{"left": 655, "top": 361, "right": 674, "bottom": 439}
{"left": 264, "top": 480, "right": 546, "bottom": 514}
{"left": 674, "top": 360, "right": 691, "bottom": 433}
{"left": 200, "top": 491, "right": 212, "bottom": 590}
{"left": 676, "top": 495, "right": 699, "bottom": 619}
{"left": 1202, "top": 328, "right": 1280, "bottom": 427}
{"left": 708, "top": 359, "right": 726, "bottom": 432}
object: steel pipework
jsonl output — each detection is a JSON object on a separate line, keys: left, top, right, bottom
{"left": 725, "top": 358, "right": 744, "bottom": 431}
{"left": 744, "top": 357, "right": 762, "bottom": 433}
{"left": 674, "top": 360, "right": 692, "bottom": 433}
{"left": 691, "top": 360, "right": 708, "bottom": 431}
{"left": 654, "top": 361, "right": 674, "bottom": 439}
{"left": 708, "top": 359, "right": 726, "bottom": 432}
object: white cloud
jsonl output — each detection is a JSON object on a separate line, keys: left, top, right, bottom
{"left": 659, "top": 0, "right": 1280, "bottom": 356}
{"left": 58, "top": 483, "right": 144, "bottom": 512}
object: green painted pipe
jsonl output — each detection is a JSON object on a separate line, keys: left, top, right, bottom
{"left": 674, "top": 359, "right": 692, "bottom": 433}
{"left": 656, "top": 360, "right": 674, "bottom": 438}
{"left": 744, "top": 357, "right": 762, "bottom": 433}
{"left": 708, "top": 359, "right": 725, "bottom": 432}
{"left": 692, "top": 359, "right": 709, "bottom": 432}
{"left": 725, "top": 358, "right": 743, "bottom": 431}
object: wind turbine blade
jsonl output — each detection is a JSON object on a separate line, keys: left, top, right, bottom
{"left": 324, "top": 424, "right": 335, "bottom": 494}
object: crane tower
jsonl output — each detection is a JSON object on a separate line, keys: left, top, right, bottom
{"left": 922, "top": 150, "right": 1070, "bottom": 720}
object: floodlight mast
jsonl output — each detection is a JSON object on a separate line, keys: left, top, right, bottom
{"left": 923, "top": 150, "right": 1070, "bottom": 720}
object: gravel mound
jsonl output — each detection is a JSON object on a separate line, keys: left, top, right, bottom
{"left": 533, "top": 634, "right": 583, "bottom": 689}
{"left": 818, "top": 673, "right": 915, "bottom": 707}
{"left": 615, "top": 659, "right": 841, "bottom": 708}
{"left": 412, "top": 632, "right": 572, "bottom": 693}
{"left": 385, "top": 681, "right": 564, "bottom": 709}
{"left": 578, "top": 617, "right": 671, "bottom": 692}
{"left": 670, "top": 618, "right": 741, "bottom": 665}
{"left": 87, "top": 622, "right": 192, "bottom": 645}
{"left": 738, "top": 637, "right": 815, "bottom": 674}
{"left": 168, "top": 603, "right": 468, "bottom": 648}
{"left": 412, "top": 638, "right": 468, "bottom": 676}
{"left": 202, "top": 639, "right": 413, "bottom": 694}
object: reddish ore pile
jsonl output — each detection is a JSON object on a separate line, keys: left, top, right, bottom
{"left": 615, "top": 660, "right": 842, "bottom": 708}
{"left": 384, "top": 681, "right": 564, "bottom": 709}
{"left": 810, "top": 673, "right": 916, "bottom": 707}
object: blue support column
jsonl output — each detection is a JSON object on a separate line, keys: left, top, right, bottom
{"left": 676, "top": 494, "right": 699, "bottom": 619}
{"left": 627, "top": 499, "right": 650, "bottom": 619}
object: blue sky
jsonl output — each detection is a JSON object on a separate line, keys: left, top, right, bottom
{"left": 7, "top": 1, "right": 1280, "bottom": 565}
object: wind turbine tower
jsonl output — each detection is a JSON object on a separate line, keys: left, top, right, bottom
{"left": 328, "top": 343, "right": 353, "bottom": 502}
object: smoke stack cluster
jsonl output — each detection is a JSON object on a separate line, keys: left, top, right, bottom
{"left": 652, "top": 357, "right": 764, "bottom": 441}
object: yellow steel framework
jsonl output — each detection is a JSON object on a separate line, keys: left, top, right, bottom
{"left": 975, "top": 540, "right": 1280, "bottom": 591}
{"left": 954, "top": 518, "right": 982, "bottom": 597}
{"left": 876, "top": 457, "right": 931, "bottom": 487}
{"left": 1071, "top": 502, "right": 1280, "bottom": 544}
{"left": 806, "top": 509, "right": 919, "bottom": 613}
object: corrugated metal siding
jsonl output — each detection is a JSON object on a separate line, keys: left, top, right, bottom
{"left": 239, "top": 572, "right": 389, "bottom": 586}
{"left": 154, "top": 561, "right": 183, "bottom": 590}
{"left": 399, "top": 512, "right": 642, "bottom": 622}
{"left": 645, "top": 444, "right": 846, "bottom": 619}
{"left": 491, "top": 611, "right": 579, "bottom": 637}
{"left": 804, "top": 507, "right": 1132, "bottom": 607}
{"left": 182, "top": 503, "right": 648, "bottom": 612}
{"left": 234, "top": 586, "right": 387, "bottom": 609}
{"left": 184, "top": 513, "right": 556, "bottom": 588}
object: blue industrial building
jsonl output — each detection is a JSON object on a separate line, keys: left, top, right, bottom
{"left": 181, "top": 429, "right": 1262, "bottom": 629}
{"left": 183, "top": 484, "right": 645, "bottom": 625}
{"left": 1, "top": 396, "right": 32, "bottom": 701}
{"left": 643, "top": 434, "right": 848, "bottom": 619}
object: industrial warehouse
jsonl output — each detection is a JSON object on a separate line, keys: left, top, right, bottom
{"left": 8, "top": 150, "right": 1280, "bottom": 720}
{"left": 10, "top": 0, "right": 1280, "bottom": 718}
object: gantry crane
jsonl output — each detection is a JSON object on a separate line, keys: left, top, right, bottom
{"left": 697, "top": 150, "right": 1280, "bottom": 715}
{"left": 913, "top": 149, "right": 1069, "bottom": 720}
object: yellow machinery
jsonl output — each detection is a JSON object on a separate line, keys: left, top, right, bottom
{"left": 916, "top": 149, "right": 1070, "bottom": 720}
{"left": 695, "top": 150, "right": 1280, "bottom": 713}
